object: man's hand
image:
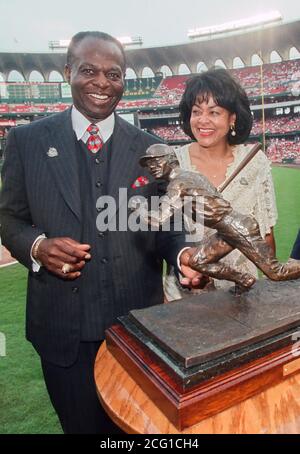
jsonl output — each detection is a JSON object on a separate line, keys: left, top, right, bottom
{"left": 179, "top": 247, "right": 209, "bottom": 288}
{"left": 36, "top": 237, "right": 91, "bottom": 280}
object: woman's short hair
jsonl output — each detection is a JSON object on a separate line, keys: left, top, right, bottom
{"left": 179, "top": 68, "right": 253, "bottom": 145}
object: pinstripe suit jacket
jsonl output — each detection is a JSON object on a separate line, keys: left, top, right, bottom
{"left": 0, "top": 108, "right": 187, "bottom": 366}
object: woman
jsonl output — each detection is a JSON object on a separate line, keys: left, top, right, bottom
{"left": 164, "top": 68, "right": 278, "bottom": 300}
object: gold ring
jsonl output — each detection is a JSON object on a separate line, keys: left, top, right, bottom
{"left": 62, "top": 263, "right": 72, "bottom": 274}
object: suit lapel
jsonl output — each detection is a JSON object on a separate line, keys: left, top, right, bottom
{"left": 108, "top": 115, "right": 139, "bottom": 202}
{"left": 41, "top": 108, "right": 81, "bottom": 221}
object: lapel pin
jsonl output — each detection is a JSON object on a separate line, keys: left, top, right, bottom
{"left": 47, "top": 147, "right": 58, "bottom": 158}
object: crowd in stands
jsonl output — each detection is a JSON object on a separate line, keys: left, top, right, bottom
{"left": 233, "top": 60, "right": 300, "bottom": 97}
{"left": 149, "top": 125, "right": 190, "bottom": 141}
{"left": 118, "top": 97, "right": 174, "bottom": 109}
{"left": 251, "top": 115, "right": 300, "bottom": 135}
{"left": 119, "top": 59, "right": 300, "bottom": 109}
{"left": 0, "top": 103, "right": 70, "bottom": 114}
{"left": 266, "top": 138, "right": 300, "bottom": 164}
{"left": 153, "top": 75, "right": 188, "bottom": 104}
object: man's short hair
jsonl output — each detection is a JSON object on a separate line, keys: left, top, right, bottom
{"left": 66, "top": 31, "right": 126, "bottom": 71}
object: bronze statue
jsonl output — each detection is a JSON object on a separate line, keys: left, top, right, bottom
{"left": 135, "top": 144, "right": 300, "bottom": 289}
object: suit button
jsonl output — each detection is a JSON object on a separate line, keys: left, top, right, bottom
{"left": 72, "top": 287, "right": 79, "bottom": 293}
{"left": 95, "top": 181, "right": 102, "bottom": 188}
{"left": 98, "top": 232, "right": 105, "bottom": 238}
{"left": 101, "top": 258, "right": 108, "bottom": 264}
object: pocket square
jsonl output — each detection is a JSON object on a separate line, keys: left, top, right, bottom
{"left": 131, "top": 176, "right": 149, "bottom": 189}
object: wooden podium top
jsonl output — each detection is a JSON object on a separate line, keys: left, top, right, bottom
{"left": 95, "top": 341, "right": 300, "bottom": 434}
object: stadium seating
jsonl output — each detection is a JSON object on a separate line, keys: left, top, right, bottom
{"left": 266, "top": 138, "right": 300, "bottom": 164}
{"left": 1, "top": 60, "right": 300, "bottom": 110}
{"left": 149, "top": 125, "right": 190, "bottom": 142}
{"left": 1, "top": 60, "right": 299, "bottom": 165}
{"left": 251, "top": 116, "right": 300, "bottom": 135}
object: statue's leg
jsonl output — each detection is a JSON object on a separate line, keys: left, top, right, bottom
{"left": 189, "top": 234, "right": 256, "bottom": 288}
{"left": 190, "top": 233, "right": 233, "bottom": 263}
{"left": 216, "top": 213, "right": 300, "bottom": 281}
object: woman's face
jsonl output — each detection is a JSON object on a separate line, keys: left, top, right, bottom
{"left": 190, "top": 94, "right": 236, "bottom": 148}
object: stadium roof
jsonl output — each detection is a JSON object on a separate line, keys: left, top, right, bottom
{"left": 0, "top": 19, "right": 299, "bottom": 81}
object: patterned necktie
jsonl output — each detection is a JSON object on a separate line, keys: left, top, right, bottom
{"left": 86, "top": 124, "right": 103, "bottom": 154}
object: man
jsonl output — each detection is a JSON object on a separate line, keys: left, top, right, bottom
{"left": 137, "top": 144, "right": 300, "bottom": 288}
{"left": 291, "top": 230, "right": 300, "bottom": 260}
{"left": 0, "top": 31, "right": 199, "bottom": 434}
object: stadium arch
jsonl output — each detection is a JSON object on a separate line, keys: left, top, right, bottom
{"left": 48, "top": 70, "right": 64, "bottom": 82}
{"left": 290, "top": 47, "right": 300, "bottom": 60}
{"left": 160, "top": 65, "right": 173, "bottom": 77}
{"left": 197, "top": 62, "right": 208, "bottom": 72}
{"left": 7, "top": 70, "right": 25, "bottom": 82}
{"left": 270, "top": 51, "right": 282, "bottom": 63}
{"left": 251, "top": 54, "right": 263, "bottom": 66}
{"left": 28, "top": 70, "right": 45, "bottom": 82}
{"left": 0, "top": 19, "right": 299, "bottom": 76}
{"left": 233, "top": 57, "right": 245, "bottom": 68}
{"left": 141, "top": 67, "right": 155, "bottom": 77}
{"left": 214, "top": 59, "right": 227, "bottom": 69}
{"left": 178, "top": 64, "right": 191, "bottom": 75}
{"left": 125, "top": 68, "right": 137, "bottom": 79}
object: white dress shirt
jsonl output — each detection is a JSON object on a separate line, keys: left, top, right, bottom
{"left": 71, "top": 105, "right": 115, "bottom": 145}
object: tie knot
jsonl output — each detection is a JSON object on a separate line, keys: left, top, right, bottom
{"left": 87, "top": 124, "right": 99, "bottom": 135}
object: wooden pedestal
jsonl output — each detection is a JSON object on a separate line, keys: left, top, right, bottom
{"left": 95, "top": 341, "right": 300, "bottom": 434}
{"left": 97, "top": 280, "right": 300, "bottom": 432}
{"left": 106, "top": 324, "right": 300, "bottom": 431}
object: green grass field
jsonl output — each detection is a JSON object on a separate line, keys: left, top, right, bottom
{"left": 272, "top": 166, "right": 300, "bottom": 261}
{"left": 0, "top": 266, "right": 62, "bottom": 434}
{"left": 0, "top": 165, "right": 299, "bottom": 434}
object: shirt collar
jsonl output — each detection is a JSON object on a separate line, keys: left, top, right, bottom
{"left": 71, "top": 105, "right": 115, "bottom": 144}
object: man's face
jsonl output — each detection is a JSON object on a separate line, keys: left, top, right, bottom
{"left": 64, "top": 37, "right": 125, "bottom": 122}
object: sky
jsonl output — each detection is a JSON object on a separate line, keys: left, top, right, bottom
{"left": 0, "top": 0, "right": 300, "bottom": 53}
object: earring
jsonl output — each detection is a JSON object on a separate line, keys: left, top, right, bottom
{"left": 230, "top": 124, "right": 236, "bottom": 137}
